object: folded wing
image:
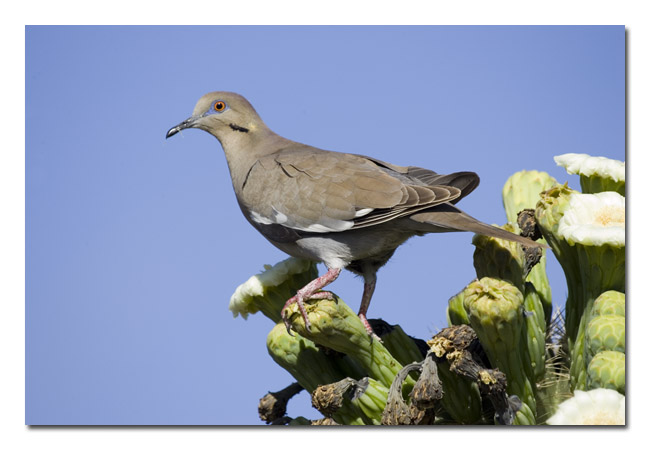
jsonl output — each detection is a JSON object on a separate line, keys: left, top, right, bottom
{"left": 240, "top": 146, "right": 479, "bottom": 233}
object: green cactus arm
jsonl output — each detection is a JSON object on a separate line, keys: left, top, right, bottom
{"left": 502, "top": 170, "right": 559, "bottom": 226}
{"left": 436, "top": 361, "right": 483, "bottom": 424}
{"left": 502, "top": 170, "right": 557, "bottom": 323}
{"left": 535, "top": 184, "right": 584, "bottom": 346}
{"left": 525, "top": 253, "right": 553, "bottom": 326}
{"left": 522, "top": 283, "right": 547, "bottom": 383}
{"left": 311, "top": 377, "right": 380, "bottom": 425}
{"left": 288, "top": 416, "right": 313, "bottom": 425}
{"left": 267, "top": 325, "right": 379, "bottom": 425}
{"left": 447, "top": 289, "right": 470, "bottom": 326}
{"left": 350, "top": 377, "right": 390, "bottom": 425}
{"left": 569, "top": 316, "right": 588, "bottom": 391}
{"left": 563, "top": 205, "right": 625, "bottom": 390}
{"left": 285, "top": 295, "right": 415, "bottom": 390}
{"left": 266, "top": 322, "right": 350, "bottom": 392}
{"left": 472, "top": 224, "right": 526, "bottom": 291}
{"left": 330, "top": 411, "right": 367, "bottom": 426}
{"left": 535, "top": 186, "right": 625, "bottom": 391}
{"left": 372, "top": 321, "right": 427, "bottom": 367}
{"left": 462, "top": 277, "right": 537, "bottom": 424}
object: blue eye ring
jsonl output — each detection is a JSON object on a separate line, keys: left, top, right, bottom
{"left": 213, "top": 101, "right": 226, "bottom": 112}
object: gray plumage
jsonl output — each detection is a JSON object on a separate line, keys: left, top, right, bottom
{"left": 167, "top": 91, "right": 544, "bottom": 337}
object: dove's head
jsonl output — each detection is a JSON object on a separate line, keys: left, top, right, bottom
{"left": 166, "top": 91, "right": 270, "bottom": 143}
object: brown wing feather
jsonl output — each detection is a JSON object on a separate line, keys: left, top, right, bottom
{"left": 360, "top": 155, "right": 480, "bottom": 204}
{"left": 241, "top": 145, "right": 468, "bottom": 232}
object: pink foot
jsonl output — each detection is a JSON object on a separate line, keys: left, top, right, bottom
{"left": 280, "top": 268, "right": 341, "bottom": 334}
{"left": 281, "top": 294, "right": 309, "bottom": 334}
{"left": 357, "top": 277, "right": 381, "bottom": 341}
{"left": 281, "top": 291, "right": 335, "bottom": 334}
{"left": 359, "top": 313, "right": 382, "bottom": 342}
{"left": 308, "top": 291, "right": 335, "bottom": 300}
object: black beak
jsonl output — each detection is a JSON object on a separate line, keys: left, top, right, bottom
{"left": 166, "top": 117, "right": 196, "bottom": 139}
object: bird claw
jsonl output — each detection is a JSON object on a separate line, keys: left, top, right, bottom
{"left": 281, "top": 294, "right": 312, "bottom": 335}
{"left": 280, "top": 305, "right": 297, "bottom": 335}
{"left": 283, "top": 318, "right": 295, "bottom": 336}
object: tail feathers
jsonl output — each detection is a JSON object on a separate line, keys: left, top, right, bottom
{"left": 408, "top": 205, "right": 547, "bottom": 249}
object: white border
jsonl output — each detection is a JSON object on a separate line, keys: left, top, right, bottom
{"left": 3, "top": 1, "right": 647, "bottom": 448}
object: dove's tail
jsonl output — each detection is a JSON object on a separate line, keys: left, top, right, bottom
{"left": 406, "top": 204, "right": 547, "bottom": 249}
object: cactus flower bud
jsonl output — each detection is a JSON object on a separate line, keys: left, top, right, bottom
{"left": 585, "top": 315, "right": 625, "bottom": 361}
{"left": 587, "top": 351, "right": 625, "bottom": 394}
{"left": 592, "top": 291, "right": 625, "bottom": 317}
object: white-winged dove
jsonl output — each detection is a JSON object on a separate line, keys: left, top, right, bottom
{"left": 167, "top": 92, "right": 544, "bottom": 339}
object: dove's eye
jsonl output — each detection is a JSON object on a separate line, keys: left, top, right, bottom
{"left": 214, "top": 101, "right": 226, "bottom": 112}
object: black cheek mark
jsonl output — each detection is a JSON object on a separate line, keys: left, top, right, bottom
{"left": 229, "top": 123, "right": 250, "bottom": 133}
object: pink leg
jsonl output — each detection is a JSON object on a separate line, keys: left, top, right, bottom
{"left": 358, "top": 277, "right": 381, "bottom": 341}
{"left": 281, "top": 267, "right": 341, "bottom": 333}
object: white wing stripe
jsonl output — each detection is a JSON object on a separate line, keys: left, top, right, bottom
{"left": 354, "top": 207, "right": 374, "bottom": 218}
{"left": 250, "top": 206, "right": 354, "bottom": 233}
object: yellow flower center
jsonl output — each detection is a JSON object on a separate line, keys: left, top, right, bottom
{"left": 595, "top": 205, "right": 625, "bottom": 227}
{"left": 580, "top": 410, "right": 621, "bottom": 425}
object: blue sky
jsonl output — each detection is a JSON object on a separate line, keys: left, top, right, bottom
{"left": 25, "top": 25, "right": 624, "bottom": 425}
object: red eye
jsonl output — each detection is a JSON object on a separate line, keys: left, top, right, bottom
{"left": 214, "top": 101, "right": 226, "bottom": 111}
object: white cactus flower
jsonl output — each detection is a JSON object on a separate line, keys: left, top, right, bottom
{"left": 229, "top": 257, "right": 314, "bottom": 319}
{"left": 556, "top": 191, "right": 625, "bottom": 247}
{"left": 554, "top": 153, "right": 625, "bottom": 183}
{"left": 546, "top": 389, "right": 625, "bottom": 425}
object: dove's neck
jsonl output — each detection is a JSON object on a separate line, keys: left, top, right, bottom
{"left": 219, "top": 128, "right": 293, "bottom": 196}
